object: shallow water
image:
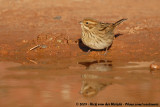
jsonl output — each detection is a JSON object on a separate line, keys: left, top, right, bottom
{"left": 0, "top": 59, "right": 160, "bottom": 107}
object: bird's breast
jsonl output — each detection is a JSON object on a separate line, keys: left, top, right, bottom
{"left": 81, "top": 31, "right": 113, "bottom": 50}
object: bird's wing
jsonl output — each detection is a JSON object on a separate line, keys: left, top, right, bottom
{"left": 98, "top": 23, "right": 114, "bottom": 32}
{"left": 98, "top": 19, "right": 127, "bottom": 32}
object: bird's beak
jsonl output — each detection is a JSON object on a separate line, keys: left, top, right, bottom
{"left": 79, "top": 21, "right": 82, "bottom": 24}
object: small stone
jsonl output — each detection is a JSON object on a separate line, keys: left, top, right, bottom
{"left": 22, "top": 40, "right": 28, "bottom": 43}
{"left": 150, "top": 63, "right": 160, "bottom": 70}
{"left": 63, "top": 39, "right": 68, "bottom": 44}
{"left": 57, "top": 40, "right": 62, "bottom": 43}
{"left": 41, "top": 45, "right": 47, "bottom": 48}
{"left": 48, "top": 38, "right": 53, "bottom": 41}
{"left": 53, "top": 16, "right": 61, "bottom": 20}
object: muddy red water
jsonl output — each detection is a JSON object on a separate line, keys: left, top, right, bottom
{"left": 0, "top": 0, "right": 160, "bottom": 107}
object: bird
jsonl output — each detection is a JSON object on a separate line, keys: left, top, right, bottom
{"left": 80, "top": 18, "right": 127, "bottom": 54}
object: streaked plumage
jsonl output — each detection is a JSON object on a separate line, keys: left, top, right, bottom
{"left": 80, "top": 18, "right": 127, "bottom": 54}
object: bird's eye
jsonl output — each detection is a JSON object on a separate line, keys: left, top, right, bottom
{"left": 86, "top": 22, "right": 89, "bottom": 24}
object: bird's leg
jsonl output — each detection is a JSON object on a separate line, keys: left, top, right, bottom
{"left": 87, "top": 49, "right": 91, "bottom": 53}
{"left": 104, "top": 48, "right": 108, "bottom": 55}
{"left": 80, "top": 49, "right": 92, "bottom": 56}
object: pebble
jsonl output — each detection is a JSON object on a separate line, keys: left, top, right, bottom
{"left": 41, "top": 45, "right": 47, "bottom": 49}
{"left": 150, "top": 63, "right": 160, "bottom": 70}
{"left": 53, "top": 16, "right": 61, "bottom": 20}
{"left": 57, "top": 40, "right": 62, "bottom": 43}
{"left": 48, "top": 38, "right": 53, "bottom": 41}
{"left": 22, "top": 40, "right": 28, "bottom": 43}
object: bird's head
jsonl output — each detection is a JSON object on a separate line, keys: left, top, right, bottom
{"left": 80, "top": 18, "right": 98, "bottom": 31}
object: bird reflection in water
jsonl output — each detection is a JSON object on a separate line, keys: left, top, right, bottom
{"left": 79, "top": 60, "right": 112, "bottom": 97}
{"left": 79, "top": 60, "right": 112, "bottom": 72}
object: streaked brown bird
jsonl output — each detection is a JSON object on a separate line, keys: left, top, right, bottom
{"left": 80, "top": 18, "right": 127, "bottom": 54}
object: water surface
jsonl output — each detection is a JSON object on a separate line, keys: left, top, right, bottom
{"left": 0, "top": 59, "right": 159, "bottom": 107}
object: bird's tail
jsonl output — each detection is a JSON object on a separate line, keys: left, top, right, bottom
{"left": 113, "top": 19, "right": 127, "bottom": 27}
